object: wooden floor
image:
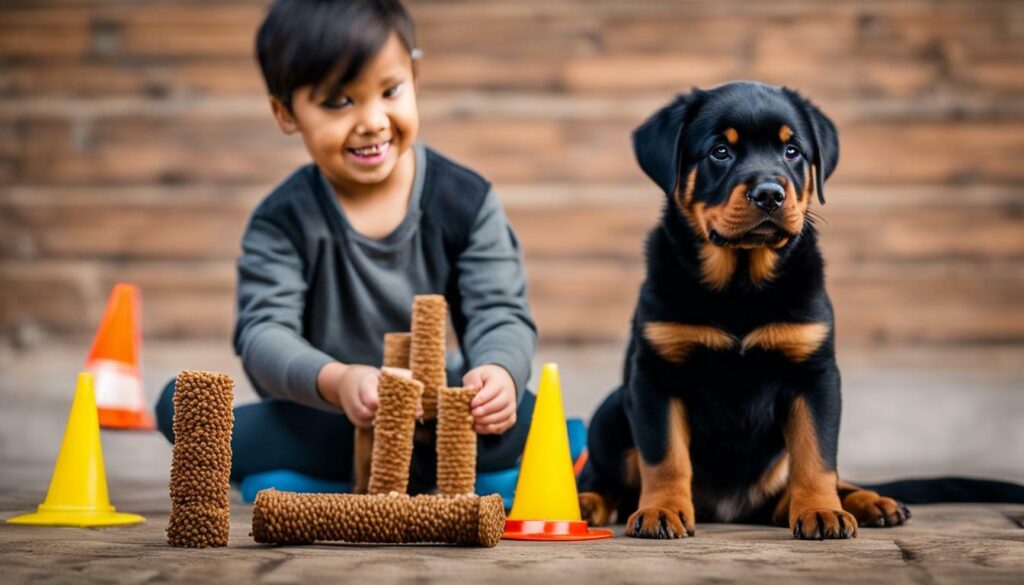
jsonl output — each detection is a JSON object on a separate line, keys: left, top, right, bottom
{"left": 1, "top": 341, "right": 1023, "bottom": 583}
{"left": 2, "top": 493, "right": 1022, "bottom": 585}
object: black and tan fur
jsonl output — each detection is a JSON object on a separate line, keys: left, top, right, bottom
{"left": 577, "top": 82, "right": 910, "bottom": 540}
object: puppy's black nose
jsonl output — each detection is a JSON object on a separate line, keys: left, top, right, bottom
{"left": 747, "top": 182, "right": 786, "bottom": 213}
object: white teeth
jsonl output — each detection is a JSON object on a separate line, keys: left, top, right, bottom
{"left": 351, "top": 142, "right": 387, "bottom": 156}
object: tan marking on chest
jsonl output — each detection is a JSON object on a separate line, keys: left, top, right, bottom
{"left": 698, "top": 244, "right": 738, "bottom": 291}
{"left": 644, "top": 321, "right": 737, "bottom": 364}
{"left": 741, "top": 322, "right": 830, "bottom": 362}
{"left": 748, "top": 248, "right": 779, "bottom": 285}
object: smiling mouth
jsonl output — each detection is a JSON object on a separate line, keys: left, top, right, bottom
{"left": 346, "top": 140, "right": 391, "bottom": 159}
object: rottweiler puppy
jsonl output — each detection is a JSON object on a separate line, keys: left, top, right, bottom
{"left": 577, "top": 81, "right": 910, "bottom": 540}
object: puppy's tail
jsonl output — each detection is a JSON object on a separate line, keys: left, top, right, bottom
{"left": 861, "top": 477, "right": 1024, "bottom": 504}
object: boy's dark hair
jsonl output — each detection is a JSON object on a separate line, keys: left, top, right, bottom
{"left": 256, "top": 0, "right": 416, "bottom": 111}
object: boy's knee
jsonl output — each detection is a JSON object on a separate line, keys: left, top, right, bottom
{"left": 155, "top": 378, "right": 176, "bottom": 443}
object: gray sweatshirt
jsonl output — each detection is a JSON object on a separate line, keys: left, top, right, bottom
{"left": 233, "top": 143, "right": 537, "bottom": 411}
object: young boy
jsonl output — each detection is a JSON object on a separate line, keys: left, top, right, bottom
{"left": 156, "top": 0, "right": 537, "bottom": 493}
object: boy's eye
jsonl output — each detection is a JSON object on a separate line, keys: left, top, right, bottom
{"left": 321, "top": 96, "right": 353, "bottom": 110}
{"left": 384, "top": 82, "right": 404, "bottom": 99}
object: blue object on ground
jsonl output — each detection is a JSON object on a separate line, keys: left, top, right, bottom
{"left": 238, "top": 470, "right": 351, "bottom": 503}
{"left": 236, "top": 418, "right": 589, "bottom": 507}
{"left": 475, "top": 467, "right": 520, "bottom": 509}
{"left": 566, "top": 418, "right": 587, "bottom": 462}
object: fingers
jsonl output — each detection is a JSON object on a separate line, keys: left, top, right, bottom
{"left": 475, "top": 410, "right": 516, "bottom": 435}
{"left": 474, "top": 401, "right": 515, "bottom": 426}
{"left": 345, "top": 369, "right": 379, "bottom": 428}
{"left": 347, "top": 401, "right": 376, "bottom": 428}
{"left": 359, "top": 375, "right": 380, "bottom": 412}
{"left": 471, "top": 384, "right": 504, "bottom": 416}
{"left": 463, "top": 373, "right": 484, "bottom": 396}
{"left": 474, "top": 392, "right": 515, "bottom": 434}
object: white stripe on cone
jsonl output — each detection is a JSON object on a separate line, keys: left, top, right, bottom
{"left": 89, "top": 359, "right": 145, "bottom": 412}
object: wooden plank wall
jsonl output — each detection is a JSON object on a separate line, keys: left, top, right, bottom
{"left": 1, "top": 0, "right": 1022, "bottom": 349}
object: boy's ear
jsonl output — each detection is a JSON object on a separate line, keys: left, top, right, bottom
{"left": 632, "top": 91, "right": 699, "bottom": 197}
{"left": 784, "top": 88, "right": 839, "bottom": 205}
{"left": 269, "top": 96, "right": 299, "bottom": 135}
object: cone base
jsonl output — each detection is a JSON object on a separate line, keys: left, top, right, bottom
{"left": 502, "top": 519, "right": 613, "bottom": 541}
{"left": 98, "top": 407, "right": 155, "bottom": 431}
{"left": 7, "top": 508, "right": 145, "bottom": 528}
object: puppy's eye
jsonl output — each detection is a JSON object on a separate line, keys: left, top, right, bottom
{"left": 784, "top": 145, "right": 801, "bottom": 161}
{"left": 710, "top": 145, "right": 732, "bottom": 161}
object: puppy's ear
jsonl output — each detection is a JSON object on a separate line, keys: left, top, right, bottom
{"left": 785, "top": 89, "right": 838, "bottom": 205}
{"left": 632, "top": 92, "right": 698, "bottom": 197}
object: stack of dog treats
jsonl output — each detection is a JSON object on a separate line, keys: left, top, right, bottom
{"left": 166, "top": 370, "right": 234, "bottom": 548}
{"left": 250, "top": 294, "right": 504, "bottom": 547}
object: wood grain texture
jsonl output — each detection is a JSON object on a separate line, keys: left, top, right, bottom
{"left": 0, "top": 0, "right": 1021, "bottom": 351}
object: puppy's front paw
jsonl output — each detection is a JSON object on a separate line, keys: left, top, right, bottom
{"left": 626, "top": 506, "right": 695, "bottom": 539}
{"left": 579, "top": 492, "right": 613, "bottom": 527}
{"left": 792, "top": 509, "right": 857, "bottom": 540}
{"left": 842, "top": 490, "right": 910, "bottom": 528}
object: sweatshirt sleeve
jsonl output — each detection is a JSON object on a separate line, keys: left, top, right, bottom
{"left": 232, "top": 216, "right": 337, "bottom": 411}
{"left": 456, "top": 188, "right": 538, "bottom": 401}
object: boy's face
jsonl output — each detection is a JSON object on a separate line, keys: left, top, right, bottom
{"left": 271, "top": 33, "right": 419, "bottom": 191}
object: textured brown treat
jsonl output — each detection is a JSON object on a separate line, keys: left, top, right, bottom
{"left": 167, "top": 504, "right": 231, "bottom": 548}
{"left": 410, "top": 295, "right": 447, "bottom": 421}
{"left": 383, "top": 332, "right": 412, "bottom": 369}
{"left": 352, "top": 427, "right": 374, "bottom": 494}
{"left": 167, "top": 370, "right": 234, "bottom": 548}
{"left": 437, "top": 387, "right": 479, "bottom": 495}
{"left": 354, "top": 332, "right": 412, "bottom": 494}
{"left": 251, "top": 489, "right": 505, "bottom": 547}
{"left": 368, "top": 371, "right": 424, "bottom": 495}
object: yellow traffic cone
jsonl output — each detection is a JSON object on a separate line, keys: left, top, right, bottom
{"left": 6, "top": 373, "right": 145, "bottom": 527}
{"left": 503, "top": 363, "right": 612, "bottom": 541}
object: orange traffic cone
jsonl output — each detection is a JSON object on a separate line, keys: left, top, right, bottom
{"left": 86, "top": 283, "right": 154, "bottom": 430}
{"left": 502, "top": 364, "right": 613, "bottom": 541}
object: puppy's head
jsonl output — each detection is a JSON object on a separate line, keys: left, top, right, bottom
{"left": 634, "top": 82, "right": 838, "bottom": 249}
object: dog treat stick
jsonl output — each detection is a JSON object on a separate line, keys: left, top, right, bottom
{"left": 368, "top": 371, "right": 424, "bottom": 495}
{"left": 410, "top": 295, "right": 447, "bottom": 421}
{"left": 437, "top": 387, "right": 479, "bottom": 495}
{"left": 383, "top": 332, "right": 412, "bottom": 369}
{"left": 353, "top": 427, "right": 374, "bottom": 494}
{"left": 167, "top": 370, "right": 234, "bottom": 548}
{"left": 355, "top": 332, "right": 414, "bottom": 494}
{"left": 251, "top": 489, "right": 505, "bottom": 547}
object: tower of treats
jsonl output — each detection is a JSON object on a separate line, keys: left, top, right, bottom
{"left": 167, "top": 370, "right": 234, "bottom": 548}
{"left": 250, "top": 294, "right": 504, "bottom": 548}
{"left": 436, "top": 387, "right": 479, "bottom": 495}
{"left": 367, "top": 371, "right": 424, "bottom": 495}
{"left": 410, "top": 295, "right": 447, "bottom": 421}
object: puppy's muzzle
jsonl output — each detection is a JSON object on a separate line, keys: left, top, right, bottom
{"left": 747, "top": 182, "right": 786, "bottom": 214}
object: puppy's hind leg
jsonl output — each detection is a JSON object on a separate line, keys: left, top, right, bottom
{"left": 578, "top": 386, "right": 635, "bottom": 526}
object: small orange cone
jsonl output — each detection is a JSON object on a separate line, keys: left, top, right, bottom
{"left": 86, "top": 283, "right": 154, "bottom": 430}
{"left": 502, "top": 363, "right": 612, "bottom": 541}
{"left": 6, "top": 373, "right": 145, "bottom": 527}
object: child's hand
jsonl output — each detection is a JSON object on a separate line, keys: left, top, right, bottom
{"left": 318, "top": 363, "right": 380, "bottom": 428}
{"left": 464, "top": 365, "right": 517, "bottom": 435}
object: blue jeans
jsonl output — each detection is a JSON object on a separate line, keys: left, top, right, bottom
{"left": 155, "top": 378, "right": 535, "bottom": 494}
